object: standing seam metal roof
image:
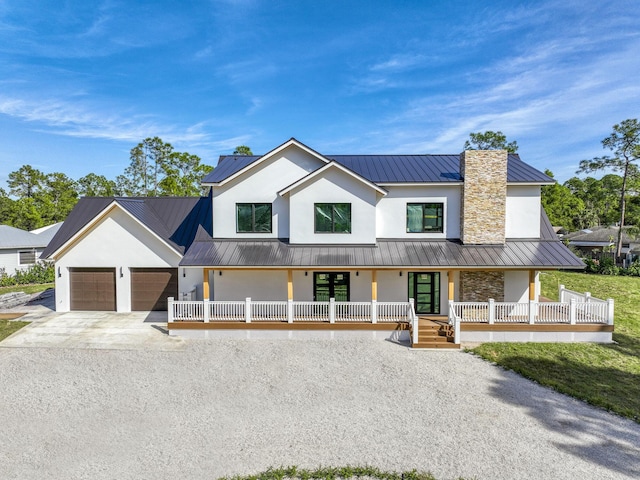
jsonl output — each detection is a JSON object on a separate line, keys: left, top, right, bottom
{"left": 42, "top": 195, "right": 212, "bottom": 259}
{"left": 204, "top": 153, "right": 552, "bottom": 184}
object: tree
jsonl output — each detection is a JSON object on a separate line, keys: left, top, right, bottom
{"left": 233, "top": 145, "right": 253, "bottom": 155}
{"left": 77, "top": 173, "right": 118, "bottom": 197}
{"left": 541, "top": 170, "right": 585, "bottom": 230}
{"left": 463, "top": 131, "right": 518, "bottom": 153}
{"left": 158, "top": 152, "right": 213, "bottom": 196}
{"left": 121, "top": 137, "right": 174, "bottom": 196}
{"left": 577, "top": 119, "right": 640, "bottom": 258}
{"left": 0, "top": 188, "right": 14, "bottom": 225}
{"left": 9, "top": 198, "right": 42, "bottom": 231}
{"left": 40, "top": 173, "right": 78, "bottom": 223}
{"left": 7, "top": 165, "right": 45, "bottom": 199}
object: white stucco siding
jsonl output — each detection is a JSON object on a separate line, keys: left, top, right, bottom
{"left": 376, "top": 186, "right": 461, "bottom": 239}
{"left": 506, "top": 185, "right": 541, "bottom": 238}
{"left": 212, "top": 270, "right": 288, "bottom": 300}
{"left": 288, "top": 169, "right": 378, "bottom": 244}
{"left": 54, "top": 208, "right": 181, "bottom": 312}
{"left": 503, "top": 270, "right": 538, "bottom": 303}
{"left": 211, "top": 146, "right": 326, "bottom": 239}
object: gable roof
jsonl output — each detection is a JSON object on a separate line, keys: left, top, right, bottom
{"left": 205, "top": 150, "right": 553, "bottom": 185}
{"left": 42, "top": 195, "right": 212, "bottom": 259}
{"left": 203, "top": 138, "right": 331, "bottom": 186}
{"left": 278, "top": 161, "right": 388, "bottom": 196}
{"left": 0, "top": 223, "right": 63, "bottom": 249}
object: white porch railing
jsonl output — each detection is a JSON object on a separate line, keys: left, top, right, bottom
{"left": 168, "top": 297, "right": 416, "bottom": 325}
{"left": 447, "top": 286, "right": 614, "bottom": 345}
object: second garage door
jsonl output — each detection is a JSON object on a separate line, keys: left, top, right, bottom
{"left": 131, "top": 268, "right": 178, "bottom": 311}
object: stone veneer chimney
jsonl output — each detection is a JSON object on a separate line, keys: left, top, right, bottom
{"left": 460, "top": 150, "right": 508, "bottom": 245}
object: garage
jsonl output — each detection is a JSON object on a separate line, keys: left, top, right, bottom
{"left": 70, "top": 268, "right": 117, "bottom": 311}
{"left": 131, "top": 268, "right": 178, "bottom": 311}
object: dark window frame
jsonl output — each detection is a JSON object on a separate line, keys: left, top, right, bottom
{"left": 406, "top": 202, "right": 444, "bottom": 233}
{"left": 236, "top": 203, "right": 273, "bottom": 233}
{"left": 314, "top": 203, "right": 352, "bottom": 233}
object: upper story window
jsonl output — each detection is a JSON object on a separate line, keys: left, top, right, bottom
{"left": 236, "top": 203, "right": 272, "bottom": 233}
{"left": 315, "top": 203, "right": 351, "bottom": 233}
{"left": 19, "top": 249, "right": 37, "bottom": 265}
{"left": 406, "top": 203, "right": 444, "bottom": 233}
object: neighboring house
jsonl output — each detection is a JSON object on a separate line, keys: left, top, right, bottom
{"left": 564, "top": 226, "right": 639, "bottom": 259}
{"left": 0, "top": 223, "right": 62, "bottom": 276}
{"left": 44, "top": 139, "right": 611, "bottom": 344}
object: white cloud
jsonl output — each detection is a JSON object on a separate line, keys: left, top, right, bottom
{"left": 0, "top": 95, "right": 211, "bottom": 145}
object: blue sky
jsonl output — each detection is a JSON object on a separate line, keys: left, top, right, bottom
{"left": 1, "top": 0, "right": 639, "bottom": 189}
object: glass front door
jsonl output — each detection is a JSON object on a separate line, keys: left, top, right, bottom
{"left": 408, "top": 272, "right": 440, "bottom": 314}
{"left": 314, "top": 272, "right": 350, "bottom": 301}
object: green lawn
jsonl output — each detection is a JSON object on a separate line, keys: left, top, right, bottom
{"left": 472, "top": 271, "right": 640, "bottom": 422}
{"left": 0, "top": 318, "right": 30, "bottom": 341}
{"left": 0, "top": 283, "right": 54, "bottom": 296}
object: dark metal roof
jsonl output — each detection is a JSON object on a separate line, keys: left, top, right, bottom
{"left": 180, "top": 237, "right": 584, "bottom": 269}
{"left": 180, "top": 207, "right": 583, "bottom": 269}
{"left": 204, "top": 153, "right": 552, "bottom": 184}
{"left": 42, "top": 195, "right": 212, "bottom": 259}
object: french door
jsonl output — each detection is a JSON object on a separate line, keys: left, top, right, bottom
{"left": 408, "top": 272, "right": 440, "bottom": 314}
{"left": 313, "top": 272, "right": 350, "bottom": 301}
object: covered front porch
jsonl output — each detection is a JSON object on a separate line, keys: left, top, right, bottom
{"left": 169, "top": 266, "right": 614, "bottom": 345}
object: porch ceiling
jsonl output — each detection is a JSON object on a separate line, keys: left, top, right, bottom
{"left": 179, "top": 238, "right": 585, "bottom": 269}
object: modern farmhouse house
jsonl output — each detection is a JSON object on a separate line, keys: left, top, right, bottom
{"left": 43, "top": 138, "right": 613, "bottom": 347}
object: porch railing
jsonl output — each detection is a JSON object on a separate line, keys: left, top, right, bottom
{"left": 168, "top": 297, "right": 416, "bottom": 325}
{"left": 447, "top": 286, "right": 614, "bottom": 345}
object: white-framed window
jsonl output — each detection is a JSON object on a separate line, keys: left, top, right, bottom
{"left": 18, "top": 249, "right": 37, "bottom": 266}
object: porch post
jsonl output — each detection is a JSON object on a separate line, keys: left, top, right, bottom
{"left": 329, "top": 298, "right": 335, "bottom": 324}
{"left": 287, "top": 269, "right": 293, "bottom": 301}
{"left": 529, "top": 270, "right": 536, "bottom": 301}
{"left": 607, "top": 298, "right": 615, "bottom": 325}
{"left": 371, "top": 270, "right": 378, "bottom": 301}
{"left": 168, "top": 297, "right": 174, "bottom": 322}
{"left": 488, "top": 298, "right": 495, "bottom": 324}
{"left": 203, "top": 269, "right": 210, "bottom": 301}
{"left": 569, "top": 298, "right": 576, "bottom": 325}
{"left": 245, "top": 297, "right": 251, "bottom": 323}
{"left": 448, "top": 270, "right": 454, "bottom": 301}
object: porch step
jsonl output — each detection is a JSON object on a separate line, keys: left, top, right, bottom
{"left": 412, "top": 341, "right": 460, "bottom": 349}
{"left": 411, "top": 319, "right": 459, "bottom": 349}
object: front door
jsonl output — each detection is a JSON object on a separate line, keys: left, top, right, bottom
{"left": 409, "top": 272, "right": 440, "bottom": 314}
{"left": 314, "top": 272, "right": 350, "bottom": 301}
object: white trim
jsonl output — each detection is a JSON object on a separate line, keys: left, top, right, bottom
{"left": 278, "top": 161, "right": 388, "bottom": 197}
{"left": 18, "top": 248, "right": 38, "bottom": 266}
{"left": 377, "top": 182, "right": 463, "bottom": 187}
{"left": 205, "top": 138, "right": 331, "bottom": 187}
{"left": 47, "top": 201, "right": 183, "bottom": 260}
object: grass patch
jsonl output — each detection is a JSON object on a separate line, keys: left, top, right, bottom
{"left": 0, "top": 283, "right": 54, "bottom": 296}
{"left": 218, "top": 466, "right": 470, "bottom": 480}
{"left": 0, "top": 319, "right": 30, "bottom": 342}
{"left": 472, "top": 271, "right": 640, "bottom": 422}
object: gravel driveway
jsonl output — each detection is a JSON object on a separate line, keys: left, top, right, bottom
{"left": 0, "top": 338, "right": 638, "bottom": 480}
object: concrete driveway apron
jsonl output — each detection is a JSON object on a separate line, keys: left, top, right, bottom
{"left": 0, "top": 310, "right": 185, "bottom": 350}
